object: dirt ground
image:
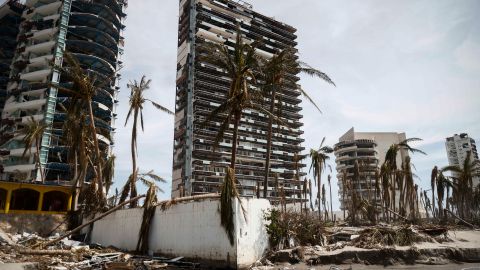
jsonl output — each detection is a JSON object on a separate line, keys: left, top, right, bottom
{"left": 271, "top": 262, "right": 480, "bottom": 269}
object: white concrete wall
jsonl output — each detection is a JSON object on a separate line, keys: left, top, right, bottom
{"left": 149, "top": 198, "right": 235, "bottom": 267}
{"left": 90, "top": 208, "right": 143, "bottom": 251}
{"left": 89, "top": 198, "right": 271, "bottom": 269}
{"left": 236, "top": 199, "right": 270, "bottom": 269}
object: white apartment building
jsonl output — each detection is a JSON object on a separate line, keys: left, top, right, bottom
{"left": 335, "top": 127, "right": 409, "bottom": 210}
{"left": 445, "top": 133, "right": 479, "bottom": 187}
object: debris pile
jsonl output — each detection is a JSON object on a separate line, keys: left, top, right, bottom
{"left": 352, "top": 226, "right": 432, "bottom": 249}
{"left": 0, "top": 229, "right": 199, "bottom": 269}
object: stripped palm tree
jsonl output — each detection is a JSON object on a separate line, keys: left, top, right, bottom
{"left": 327, "top": 174, "right": 333, "bottom": 222}
{"left": 20, "top": 116, "right": 47, "bottom": 183}
{"left": 60, "top": 105, "right": 95, "bottom": 210}
{"left": 431, "top": 166, "right": 438, "bottom": 218}
{"left": 259, "top": 48, "right": 335, "bottom": 198}
{"left": 54, "top": 52, "right": 113, "bottom": 204}
{"left": 383, "top": 138, "right": 426, "bottom": 215}
{"left": 442, "top": 152, "right": 480, "bottom": 219}
{"left": 119, "top": 76, "right": 173, "bottom": 208}
{"left": 309, "top": 137, "right": 333, "bottom": 221}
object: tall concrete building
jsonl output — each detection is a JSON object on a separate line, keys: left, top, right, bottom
{"left": 0, "top": 0, "right": 24, "bottom": 113}
{"left": 172, "top": 0, "right": 305, "bottom": 201}
{"left": 445, "top": 133, "right": 479, "bottom": 187}
{"left": 334, "top": 127, "right": 408, "bottom": 210}
{"left": 0, "top": 0, "right": 126, "bottom": 213}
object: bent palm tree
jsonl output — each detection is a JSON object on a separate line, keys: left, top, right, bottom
{"left": 120, "top": 76, "right": 173, "bottom": 208}
{"left": 309, "top": 137, "right": 333, "bottom": 221}
{"left": 260, "top": 48, "right": 335, "bottom": 198}
{"left": 21, "top": 117, "right": 47, "bottom": 183}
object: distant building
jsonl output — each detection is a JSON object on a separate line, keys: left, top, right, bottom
{"left": 171, "top": 0, "right": 305, "bottom": 201}
{"left": 334, "top": 127, "right": 409, "bottom": 210}
{"left": 445, "top": 133, "right": 479, "bottom": 187}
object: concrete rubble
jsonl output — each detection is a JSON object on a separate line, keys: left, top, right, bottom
{"left": 0, "top": 228, "right": 199, "bottom": 270}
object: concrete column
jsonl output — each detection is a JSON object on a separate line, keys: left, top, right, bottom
{"left": 5, "top": 189, "right": 12, "bottom": 214}
{"left": 67, "top": 194, "right": 72, "bottom": 211}
{"left": 37, "top": 192, "right": 44, "bottom": 211}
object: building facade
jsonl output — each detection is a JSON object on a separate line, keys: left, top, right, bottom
{"left": 0, "top": 0, "right": 24, "bottom": 114}
{"left": 172, "top": 0, "right": 305, "bottom": 201}
{"left": 335, "top": 127, "right": 408, "bottom": 210}
{"left": 0, "top": 0, "right": 126, "bottom": 213}
{"left": 445, "top": 133, "right": 479, "bottom": 187}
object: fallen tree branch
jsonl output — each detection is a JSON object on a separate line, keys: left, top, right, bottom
{"left": 20, "top": 249, "right": 72, "bottom": 256}
{"left": 375, "top": 204, "right": 410, "bottom": 222}
{"left": 445, "top": 209, "right": 477, "bottom": 229}
{"left": 33, "top": 195, "right": 146, "bottom": 249}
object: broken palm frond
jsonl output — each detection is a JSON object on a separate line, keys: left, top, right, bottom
{"left": 32, "top": 195, "right": 146, "bottom": 249}
{"left": 136, "top": 184, "right": 157, "bottom": 253}
{"left": 352, "top": 226, "right": 431, "bottom": 249}
{"left": 220, "top": 168, "right": 247, "bottom": 246}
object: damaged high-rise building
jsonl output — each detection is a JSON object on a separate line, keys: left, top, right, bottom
{"left": 0, "top": 0, "right": 126, "bottom": 213}
{"left": 172, "top": 0, "right": 306, "bottom": 201}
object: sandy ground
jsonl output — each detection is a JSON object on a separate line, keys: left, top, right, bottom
{"left": 271, "top": 263, "right": 480, "bottom": 269}
{"left": 314, "top": 229, "right": 480, "bottom": 256}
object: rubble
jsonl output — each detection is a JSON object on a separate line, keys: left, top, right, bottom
{"left": 0, "top": 228, "right": 200, "bottom": 269}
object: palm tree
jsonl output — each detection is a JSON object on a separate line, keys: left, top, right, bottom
{"left": 198, "top": 27, "right": 262, "bottom": 244}
{"left": 309, "top": 137, "right": 333, "bottom": 220}
{"left": 383, "top": 138, "right": 426, "bottom": 215}
{"left": 442, "top": 152, "right": 480, "bottom": 219}
{"left": 119, "top": 76, "right": 173, "bottom": 208}
{"left": 259, "top": 48, "right": 335, "bottom": 198}
{"left": 54, "top": 52, "right": 113, "bottom": 203}
{"left": 199, "top": 27, "right": 266, "bottom": 174}
{"left": 328, "top": 174, "right": 333, "bottom": 222}
{"left": 20, "top": 116, "right": 47, "bottom": 183}
{"left": 60, "top": 105, "right": 95, "bottom": 210}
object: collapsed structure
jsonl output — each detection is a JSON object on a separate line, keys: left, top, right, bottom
{"left": 0, "top": 0, "right": 126, "bottom": 214}
{"left": 172, "top": 0, "right": 306, "bottom": 202}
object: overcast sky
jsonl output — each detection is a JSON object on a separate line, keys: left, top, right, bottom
{"left": 108, "top": 0, "right": 480, "bottom": 210}
{"left": 5, "top": 0, "right": 479, "bottom": 210}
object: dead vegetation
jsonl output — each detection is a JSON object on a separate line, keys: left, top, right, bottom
{"left": 352, "top": 226, "right": 432, "bottom": 249}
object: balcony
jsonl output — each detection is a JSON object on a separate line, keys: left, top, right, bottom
{"left": 3, "top": 98, "right": 46, "bottom": 112}
{"left": 25, "top": 40, "right": 55, "bottom": 54}
{"left": 24, "top": 1, "right": 62, "bottom": 20}
{"left": 20, "top": 69, "right": 52, "bottom": 81}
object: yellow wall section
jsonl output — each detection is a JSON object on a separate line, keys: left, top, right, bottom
{"left": 0, "top": 182, "right": 72, "bottom": 214}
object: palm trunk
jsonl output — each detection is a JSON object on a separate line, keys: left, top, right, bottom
{"left": 317, "top": 168, "right": 322, "bottom": 221}
{"left": 263, "top": 87, "right": 277, "bottom": 199}
{"left": 35, "top": 137, "right": 45, "bottom": 183}
{"left": 431, "top": 187, "right": 436, "bottom": 219}
{"left": 329, "top": 181, "right": 333, "bottom": 222}
{"left": 230, "top": 111, "right": 241, "bottom": 170}
{"left": 129, "top": 110, "right": 139, "bottom": 208}
{"left": 87, "top": 101, "right": 105, "bottom": 202}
